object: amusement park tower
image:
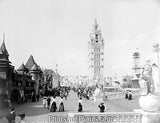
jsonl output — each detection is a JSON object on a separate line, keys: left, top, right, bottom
{"left": 132, "top": 49, "right": 141, "bottom": 77}
{"left": 88, "top": 19, "right": 104, "bottom": 86}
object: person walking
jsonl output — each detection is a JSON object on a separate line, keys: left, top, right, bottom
{"left": 36, "top": 94, "right": 39, "bottom": 102}
{"left": 125, "top": 90, "right": 128, "bottom": 99}
{"left": 42, "top": 97, "right": 47, "bottom": 108}
{"left": 78, "top": 97, "right": 83, "bottom": 112}
{"left": 31, "top": 92, "right": 35, "bottom": 102}
{"left": 50, "top": 96, "right": 57, "bottom": 112}
{"left": 47, "top": 97, "right": 51, "bottom": 109}
{"left": 128, "top": 91, "right": 132, "bottom": 100}
{"left": 59, "top": 97, "right": 65, "bottom": 112}
{"left": 6, "top": 107, "right": 16, "bottom": 123}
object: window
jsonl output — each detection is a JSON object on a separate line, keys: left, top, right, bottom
{"left": 95, "top": 34, "right": 98, "bottom": 39}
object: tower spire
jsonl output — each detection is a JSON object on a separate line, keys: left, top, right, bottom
{"left": 3, "top": 33, "right": 5, "bottom": 43}
{"left": 94, "top": 19, "right": 99, "bottom": 29}
{"left": 0, "top": 33, "right": 9, "bottom": 58}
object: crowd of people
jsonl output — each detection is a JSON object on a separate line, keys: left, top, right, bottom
{"left": 42, "top": 96, "right": 65, "bottom": 112}
{"left": 73, "top": 86, "right": 96, "bottom": 100}
{"left": 42, "top": 86, "right": 106, "bottom": 113}
{"left": 41, "top": 86, "right": 70, "bottom": 113}
{"left": 5, "top": 86, "right": 108, "bottom": 123}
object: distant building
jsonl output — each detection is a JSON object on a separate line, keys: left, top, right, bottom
{"left": 14, "top": 63, "right": 35, "bottom": 103}
{"left": 88, "top": 19, "right": 105, "bottom": 86}
{"left": 10, "top": 56, "right": 42, "bottom": 103}
{"left": 43, "top": 69, "right": 61, "bottom": 89}
{"left": 24, "top": 55, "right": 43, "bottom": 98}
{"left": 43, "top": 69, "right": 53, "bottom": 89}
{"left": 132, "top": 50, "right": 141, "bottom": 77}
{"left": 0, "top": 35, "right": 41, "bottom": 107}
{"left": 131, "top": 50, "right": 141, "bottom": 88}
{"left": 52, "top": 70, "right": 61, "bottom": 88}
{"left": 61, "top": 76, "right": 70, "bottom": 87}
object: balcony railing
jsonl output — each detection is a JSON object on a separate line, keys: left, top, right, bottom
{"left": 103, "top": 90, "right": 140, "bottom": 101}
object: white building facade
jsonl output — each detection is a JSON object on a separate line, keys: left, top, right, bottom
{"left": 88, "top": 19, "right": 104, "bottom": 86}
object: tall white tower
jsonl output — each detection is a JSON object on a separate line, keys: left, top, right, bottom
{"left": 88, "top": 19, "right": 104, "bottom": 86}
{"left": 132, "top": 49, "right": 141, "bottom": 77}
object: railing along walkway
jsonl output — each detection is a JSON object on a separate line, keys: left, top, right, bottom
{"left": 103, "top": 90, "right": 141, "bottom": 101}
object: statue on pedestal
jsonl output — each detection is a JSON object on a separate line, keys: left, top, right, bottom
{"left": 139, "top": 63, "right": 155, "bottom": 96}
{"left": 139, "top": 44, "right": 160, "bottom": 112}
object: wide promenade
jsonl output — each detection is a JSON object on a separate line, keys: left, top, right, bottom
{"left": 0, "top": 90, "right": 140, "bottom": 123}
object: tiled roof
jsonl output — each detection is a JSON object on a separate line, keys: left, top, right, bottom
{"left": 30, "top": 63, "right": 39, "bottom": 72}
{"left": 37, "top": 65, "right": 43, "bottom": 73}
{"left": 17, "top": 63, "right": 28, "bottom": 72}
{"left": 25, "top": 55, "right": 35, "bottom": 70}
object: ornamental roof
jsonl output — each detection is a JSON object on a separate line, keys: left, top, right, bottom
{"left": 30, "top": 63, "right": 39, "bottom": 72}
{"left": 0, "top": 33, "right": 9, "bottom": 56}
{"left": 0, "top": 40, "right": 9, "bottom": 56}
{"left": 25, "top": 55, "right": 36, "bottom": 70}
{"left": 17, "top": 63, "right": 28, "bottom": 72}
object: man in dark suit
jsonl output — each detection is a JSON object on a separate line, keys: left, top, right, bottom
{"left": 98, "top": 103, "right": 105, "bottom": 112}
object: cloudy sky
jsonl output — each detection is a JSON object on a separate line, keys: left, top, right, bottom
{"left": 0, "top": 0, "right": 160, "bottom": 77}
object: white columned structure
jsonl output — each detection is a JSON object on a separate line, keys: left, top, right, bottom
{"left": 88, "top": 19, "right": 104, "bottom": 86}
{"left": 132, "top": 49, "right": 141, "bottom": 77}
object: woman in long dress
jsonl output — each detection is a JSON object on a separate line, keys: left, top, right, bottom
{"left": 50, "top": 97, "right": 57, "bottom": 112}
{"left": 47, "top": 97, "right": 51, "bottom": 109}
{"left": 78, "top": 97, "right": 82, "bottom": 112}
{"left": 59, "top": 97, "right": 65, "bottom": 112}
{"left": 128, "top": 91, "right": 132, "bottom": 100}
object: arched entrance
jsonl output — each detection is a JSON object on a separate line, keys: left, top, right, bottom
{"left": 11, "top": 89, "right": 20, "bottom": 104}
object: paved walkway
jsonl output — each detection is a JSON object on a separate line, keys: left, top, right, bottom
{"left": 0, "top": 90, "right": 141, "bottom": 123}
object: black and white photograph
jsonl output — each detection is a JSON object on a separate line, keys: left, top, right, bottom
{"left": 0, "top": 0, "right": 160, "bottom": 123}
